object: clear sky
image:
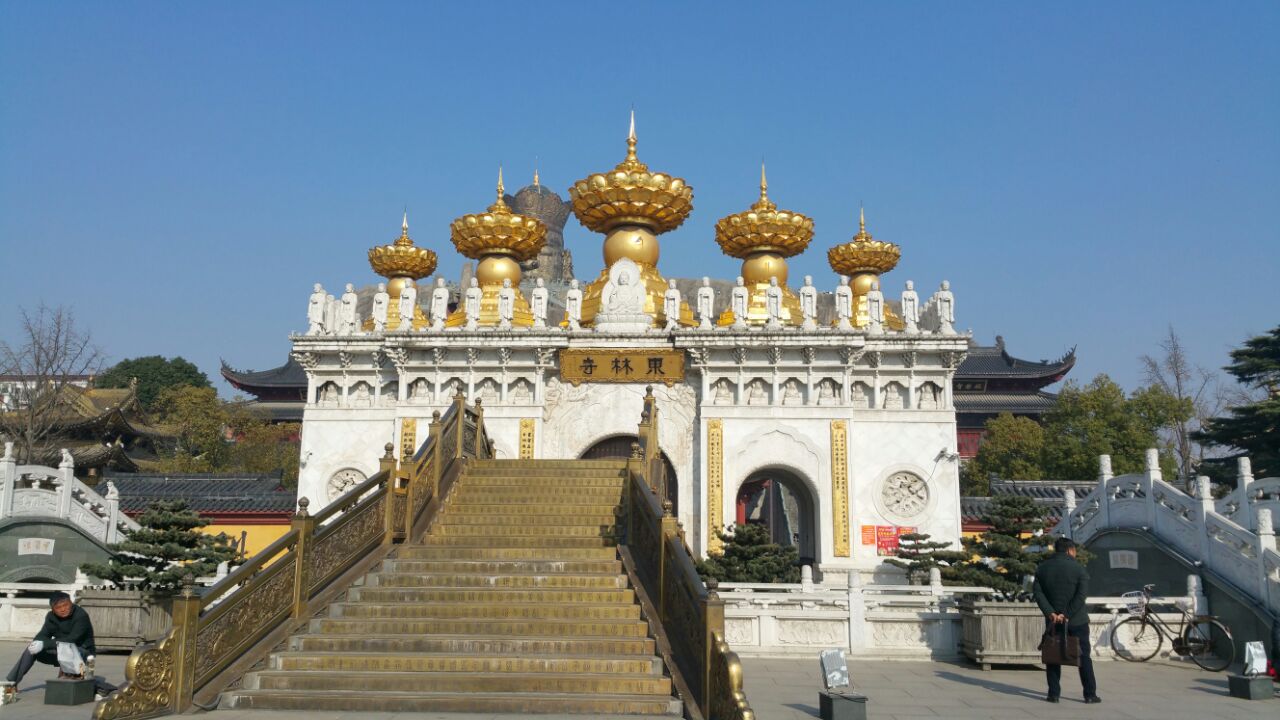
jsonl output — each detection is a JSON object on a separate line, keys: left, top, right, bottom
{"left": 2, "top": 2, "right": 1276, "bottom": 395}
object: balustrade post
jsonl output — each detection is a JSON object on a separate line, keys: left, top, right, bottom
{"left": 627, "top": 443, "right": 643, "bottom": 543}
{"left": 169, "top": 574, "right": 201, "bottom": 714}
{"left": 1142, "top": 449, "right": 1159, "bottom": 528}
{"left": 427, "top": 410, "right": 442, "bottom": 500}
{"left": 57, "top": 450, "right": 75, "bottom": 519}
{"left": 1097, "top": 455, "right": 1112, "bottom": 528}
{"left": 104, "top": 482, "right": 121, "bottom": 544}
{"left": 702, "top": 578, "right": 725, "bottom": 720}
{"left": 1144, "top": 448, "right": 1162, "bottom": 483}
{"left": 1187, "top": 574, "right": 1208, "bottom": 617}
{"left": 1195, "top": 476, "right": 1213, "bottom": 564}
{"left": 659, "top": 501, "right": 677, "bottom": 622}
{"left": 847, "top": 571, "right": 866, "bottom": 653}
{"left": 453, "top": 391, "right": 466, "bottom": 459}
{"left": 1236, "top": 457, "right": 1255, "bottom": 529}
{"left": 1062, "top": 488, "right": 1076, "bottom": 540}
{"left": 291, "top": 498, "right": 315, "bottom": 619}
{"left": 1258, "top": 509, "right": 1275, "bottom": 553}
{"left": 0, "top": 442, "right": 13, "bottom": 519}
{"left": 474, "top": 398, "right": 485, "bottom": 458}
{"left": 380, "top": 443, "right": 400, "bottom": 544}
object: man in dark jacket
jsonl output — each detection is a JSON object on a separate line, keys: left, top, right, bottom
{"left": 4, "top": 592, "right": 116, "bottom": 698}
{"left": 1032, "top": 537, "right": 1099, "bottom": 704}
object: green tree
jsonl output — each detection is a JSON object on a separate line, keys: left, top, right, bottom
{"left": 152, "top": 385, "right": 228, "bottom": 465}
{"left": 80, "top": 500, "right": 240, "bottom": 595}
{"left": 947, "top": 495, "right": 1052, "bottom": 596}
{"left": 225, "top": 420, "right": 301, "bottom": 488}
{"left": 696, "top": 523, "right": 801, "bottom": 583}
{"left": 1040, "top": 375, "right": 1189, "bottom": 480}
{"left": 886, "top": 532, "right": 968, "bottom": 583}
{"left": 1194, "top": 325, "right": 1280, "bottom": 479}
{"left": 964, "top": 413, "right": 1045, "bottom": 494}
{"left": 97, "top": 355, "right": 210, "bottom": 408}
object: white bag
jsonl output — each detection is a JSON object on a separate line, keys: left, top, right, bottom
{"left": 1243, "top": 640, "right": 1267, "bottom": 678}
{"left": 55, "top": 641, "right": 85, "bottom": 676}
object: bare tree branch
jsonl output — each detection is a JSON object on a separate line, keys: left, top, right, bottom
{"left": 1139, "top": 325, "right": 1229, "bottom": 488}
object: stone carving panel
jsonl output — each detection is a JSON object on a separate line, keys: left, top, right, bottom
{"left": 777, "top": 619, "right": 845, "bottom": 646}
{"left": 881, "top": 381, "right": 906, "bottom": 410}
{"left": 327, "top": 468, "right": 366, "bottom": 502}
{"left": 882, "top": 471, "right": 929, "bottom": 520}
{"left": 725, "top": 617, "right": 757, "bottom": 646}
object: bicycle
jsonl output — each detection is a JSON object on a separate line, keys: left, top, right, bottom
{"left": 1109, "top": 583, "right": 1235, "bottom": 671}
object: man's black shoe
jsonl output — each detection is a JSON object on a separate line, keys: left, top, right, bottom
{"left": 1083, "top": 696, "right": 1102, "bottom": 704}
{"left": 1045, "top": 695, "right": 1059, "bottom": 703}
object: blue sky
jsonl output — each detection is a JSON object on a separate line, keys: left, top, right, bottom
{"left": 2, "top": 2, "right": 1276, "bottom": 395}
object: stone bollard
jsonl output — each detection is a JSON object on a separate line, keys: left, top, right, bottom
{"left": 1145, "top": 448, "right": 1161, "bottom": 482}
{"left": 1236, "top": 457, "right": 1255, "bottom": 527}
{"left": 801, "top": 564, "right": 815, "bottom": 593}
{"left": 1098, "top": 454, "right": 1113, "bottom": 482}
{"left": 1257, "top": 509, "right": 1276, "bottom": 553}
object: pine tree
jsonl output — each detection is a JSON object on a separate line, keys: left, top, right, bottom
{"left": 886, "top": 532, "right": 968, "bottom": 583}
{"left": 696, "top": 523, "right": 801, "bottom": 583}
{"left": 947, "top": 494, "right": 1052, "bottom": 597}
{"left": 1194, "top": 325, "right": 1280, "bottom": 479}
{"left": 81, "top": 500, "right": 240, "bottom": 596}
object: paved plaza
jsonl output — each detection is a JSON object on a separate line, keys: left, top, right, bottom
{"left": 1, "top": 641, "right": 1275, "bottom": 720}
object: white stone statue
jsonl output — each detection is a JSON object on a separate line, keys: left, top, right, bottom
{"left": 307, "top": 283, "right": 327, "bottom": 335}
{"left": 900, "top": 280, "right": 919, "bottom": 334}
{"left": 398, "top": 282, "right": 417, "bottom": 330}
{"left": 339, "top": 283, "right": 358, "bottom": 335}
{"left": 662, "top": 279, "right": 681, "bottom": 332}
{"left": 324, "top": 294, "right": 338, "bottom": 335}
{"left": 834, "top": 276, "right": 854, "bottom": 331}
{"left": 799, "top": 275, "right": 818, "bottom": 331}
{"left": 464, "top": 277, "right": 482, "bottom": 331}
{"left": 730, "top": 276, "right": 749, "bottom": 330}
{"left": 764, "top": 276, "right": 784, "bottom": 330}
{"left": 497, "top": 278, "right": 515, "bottom": 330}
{"left": 936, "top": 280, "right": 956, "bottom": 335}
{"left": 531, "top": 278, "right": 548, "bottom": 329}
{"left": 565, "top": 279, "right": 583, "bottom": 331}
{"left": 59, "top": 448, "right": 74, "bottom": 468}
{"left": 866, "top": 280, "right": 885, "bottom": 335}
{"left": 371, "top": 283, "right": 389, "bottom": 332}
{"left": 595, "top": 257, "right": 651, "bottom": 333}
{"left": 429, "top": 278, "right": 449, "bottom": 331}
{"left": 696, "top": 276, "right": 715, "bottom": 330}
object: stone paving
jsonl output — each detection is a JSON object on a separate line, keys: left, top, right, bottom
{"left": 3, "top": 641, "right": 1276, "bottom": 720}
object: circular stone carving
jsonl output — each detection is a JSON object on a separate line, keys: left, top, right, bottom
{"left": 327, "top": 468, "right": 366, "bottom": 501}
{"left": 882, "top": 471, "right": 929, "bottom": 519}
{"left": 132, "top": 648, "right": 170, "bottom": 691}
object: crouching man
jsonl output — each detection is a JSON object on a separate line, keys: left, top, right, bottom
{"left": 4, "top": 591, "right": 117, "bottom": 700}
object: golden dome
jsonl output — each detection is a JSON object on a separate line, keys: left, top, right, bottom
{"left": 368, "top": 214, "right": 438, "bottom": 280}
{"left": 569, "top": 112, "right": 694, "bottom": 234}
{"left": 715, "top": 166, "right": 814, "bottom": 259}
{"left": 827, "top": 208, "right": 900, "bottom": 276}
{"left": 450, "top": 168, "right": 548, "bottom": 262}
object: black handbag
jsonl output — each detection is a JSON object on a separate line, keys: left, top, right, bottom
{"left": 1039, "top": 621, "right": 1081, "bottom": 666}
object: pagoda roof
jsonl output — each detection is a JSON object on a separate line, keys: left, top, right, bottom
{"left": 954, "top": 390, "right": 1059, "bottom": 416}
{"left": 6, "top": 383, "right": 169, "bottom": 439}
{"left": 221, "top": 358, "right": 307, "bottom": 391}
{"left": 35, "top": 441, "right": 140, "bottom": 473}
{"left": 104, "top": 472, "right": 295, "bottom": 515}
{"left": 956, "top": 337, "right": 1075, "bottom": 383}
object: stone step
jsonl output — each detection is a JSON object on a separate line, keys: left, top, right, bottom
{"left": 433, "top": 523, "right": 616, "bottom": 538}
{"left": 311, "top": 617, "right": 651, "bottom": 638}
{"left": 446, "top": 503, "right": 620, "bottom": 517}
{"left": 460, "top": 474, "right": 625, "bottom": 486}
{"left": 450, "top": 490, "right": 623, "bottom": 505}
{"left": 395, "top": 545, "right": 618, "bottom": 560}
{"left": 270, "top": 651, "right": 662, "bottom": 675}
{"left": 221, "top": 689, "right": 682, "bottom": 715}
{"left": 365, "top": 571, "right": 628, "bottom": 589}
{"left": 243, "top": 670, "right": 672, "bottom": 696}
{"left": 332, "top": 602, "right": 641, "bottom": 621}
{"left": 288, "top": 633, "right": 656, "bottom": 657}
{"left": 418, "top": 535, "right": 617, "bottom": 548}
{"left": 380, "top": 558, "right": 623, "bottom": 575}
{"left": 441, "top": 511, "right": 619, "bottom": 525}
{"left": 348, "top": 586, "right": 636, "bottom": 604}
{"left": 473, "top": 459, "right": 627, "bottom": 469}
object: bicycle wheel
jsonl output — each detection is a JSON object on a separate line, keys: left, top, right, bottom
{"left": 1181, "top": 618, "right": 1234, "bottom": 672}
{"left": 1111, "top": 615, "right": 1163, "bottom": 662}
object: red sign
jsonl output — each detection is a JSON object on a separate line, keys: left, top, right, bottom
{"left": 860, "top": 525, "right": 876, "bottom": 545}
{"left": 875, "top": 525, "right": 917, "bottom": 556}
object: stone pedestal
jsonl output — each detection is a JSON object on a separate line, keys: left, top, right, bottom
{"left": 819, "top": 690, "right": 868, "bottom": 720}
{"left": 1226, "top": 674, "right": 1275, "bottom": 700}
{"left": 44, "top": 678, "right": 95, "bottom": 705}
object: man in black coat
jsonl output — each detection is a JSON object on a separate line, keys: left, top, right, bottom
{"left": 1032, "top": 537, "right": 1099, "bottom": 704}
{"left": 4, "top": 591, "right": 116, "bottom": 698}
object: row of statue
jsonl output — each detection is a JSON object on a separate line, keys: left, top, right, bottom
{"left": 305, "top": 271, "right": 955, "bottom": 336}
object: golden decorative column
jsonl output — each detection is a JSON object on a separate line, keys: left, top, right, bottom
{"left": 706, "top": 419, "right": 724, "bottom": 555}
{"left": 447, "top": 168, "right": 548, "bottom": 328}
{"left": 827, "top": 209, "right": 904, "bottom": 330}
{"left": 569, "top": 113, "right": 695, "bottom": 327}
{"left": 367, "top": 214, "right": 437, "bottom": 330}
{"left": 830, "top": 420, "right": 850, "bottom": 557}
{"left": 715, "top": 166, "right": 814, "bottom": 326}
{"left": 518, "top": 418, "right": 536, "bottom": 459}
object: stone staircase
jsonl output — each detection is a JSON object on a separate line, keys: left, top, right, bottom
{"left": 220, "top": 458, "right": 683, "bottom": 716}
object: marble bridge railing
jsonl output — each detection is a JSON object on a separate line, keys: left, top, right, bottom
{"left": 0, "top": 443, "right": 138, "bottom": 544}
{"left": 1057, "top": 450, "right": 1280, "bottom": 619}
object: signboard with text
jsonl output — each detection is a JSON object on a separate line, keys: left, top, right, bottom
{"left": 862, "top": 525, "right": 916, "bottom": 556}
{"left": 559, "top": 349, "right": 685, "bottom": 386}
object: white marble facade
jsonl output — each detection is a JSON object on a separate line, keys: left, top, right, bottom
{"left": 292, "top": 323, "right": 969, "bottom": 575}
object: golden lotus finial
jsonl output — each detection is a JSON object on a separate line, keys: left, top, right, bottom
{"left": 753, "top": 161, "right": 776, "bottom": 212}
{"left": 714, "top": 171, "right": 812, "bottom": 259}
{"left": 615, "top": 108, "right": 647, "bottom": 173}
{"left": 828, "top": 206, "right": 900, "bottom": 278}
{"left": 859, "top": 205, "right": 867, "bottom": 236}
{"left": 488, "top": 166, "right": 510, "bottom": 213}
{"left": 369, "top": 213, "right": 437, "bottom": 280}
{"left": 451, "top": 173, "right": 547, "bottom": 263}
{"left": 570, "top": 111, "right": 691, "bottom": 234}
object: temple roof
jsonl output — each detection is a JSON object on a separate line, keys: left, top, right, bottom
{"left": 956, "top": 336, "right": 1076, "bottom": 383}
{"left": 221, "top": 357, "right": 308, "bottom": 391}
{"left": 961, "top": 478, "right": 1097, "bottom": 525}
{"left": 105, "top": 472, "right": 295, "bottom": 515}
{"left": 954, "top": 390, "right": 1059, "bottom": 416}
{"left": 6, "top": 383, "right": 168, "bottom": 439}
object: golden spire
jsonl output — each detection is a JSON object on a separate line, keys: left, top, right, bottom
{"left": 488, "top": 165, "right": 510, "bottom": 212}
{"left": 533, "top": 162, "right": 540, "bottom": 189}
{"left": 370, "top": 212, "right": 437, "bottom": 282}
{"left": 859, "top": 205, "right": 865, "bottom": 233}
{"left": 759, "top": 162, "right": 768, "bottom": 203}
{"left": 626, "top": 108, "right": 637, "bottom": 162}
{"left": 395, "top": 209, "right": 412, "bottom": 247}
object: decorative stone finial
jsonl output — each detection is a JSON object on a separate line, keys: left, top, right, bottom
{"left": 297, "top": 496, "right": 310, "bottom": 517}
{"left": 1145, "top": 448, "right": 1160, "bottom": 472}
{"left": 662, "top": 500, "right": 674, "bottom": 517}
{"left": 432, "top": 410, "right": 442, "bottom": 422}
{"left": 383, "top": 442, "right": 395, "bottom": 459}
{"left": 645, "top": 385, "right": 654, "bottom": 399}
{"left": 630, "top": 442, "right": 642, "bottom": 460}
{"left": 180, "top": 573, "right": 196, "bottom": 598}
{"left": 1097, "top": 455, "right": 1113, "bottom": 481}
{"left": 474, "top": 397, "right": 483, "bottom": 408}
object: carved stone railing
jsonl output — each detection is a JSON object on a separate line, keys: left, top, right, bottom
{"left": 1216, "top": 457, "right": 1280, "bottom": 533}
{"left": 620, "top": 387, "right": 753, "bottom": 720}
{"left": 94, "top": 393, "right": 488, "bottom": 720}
{"left": 1058, "top": 450, "right": 1280, "bottom": 618}
{"left": 0, "top": 443, "right": 137, "bottom": 544}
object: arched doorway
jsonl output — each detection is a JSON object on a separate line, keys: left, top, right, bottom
{"left": 735, "top": 469, "right": 816, "bottom": 565}
{"left": 580, "top": 435, "right": 678, "bottom": 514}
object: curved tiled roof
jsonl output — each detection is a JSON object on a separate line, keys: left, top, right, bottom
{"left": 957, "top": 338, "right": 1076, "bottom": 381}
{"left": 221, "top": 358, "right": 307, "bottom": 390}
{"left": 955, "top": 390, "right": 1060, "bottom": 415}
{"left": 104, "top": 472, "right": 295, "bottom": 515}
